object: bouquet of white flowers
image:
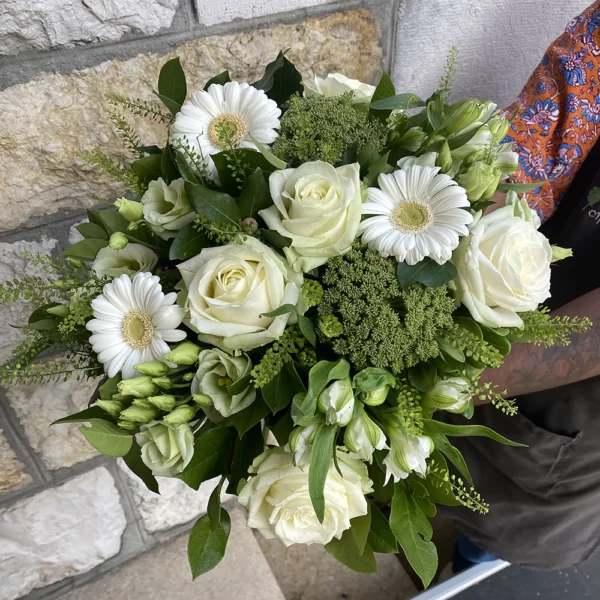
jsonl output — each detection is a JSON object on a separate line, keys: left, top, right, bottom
{"left": 0, "top": 52, "right": 591, "bottom": 587}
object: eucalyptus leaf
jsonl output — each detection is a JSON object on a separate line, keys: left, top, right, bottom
{"left": 79, "top": 419, "right": 133, "bottom": 457}
{"left": 396, "top": 258, "right": 457, "bottom": 289}
{"left": 308, "top": 424, "right": 337, "bottom": 523}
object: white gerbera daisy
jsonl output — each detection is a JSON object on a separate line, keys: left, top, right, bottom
{"left": 359, "top": 165, "right": 473, "bottom": 265}
{"left": 171, "top": 81, "right": 281, "bottom": 181}
{"left": 86, "top": 273, "right": 186, "bottom": 379}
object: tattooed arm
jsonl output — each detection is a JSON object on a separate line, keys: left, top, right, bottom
{"left": 476, "top": 288, "right": 600, "bottom": 400}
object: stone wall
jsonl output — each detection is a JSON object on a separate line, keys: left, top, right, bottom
{"left": 0, "top": 1, "right": 392, "bottom": 599}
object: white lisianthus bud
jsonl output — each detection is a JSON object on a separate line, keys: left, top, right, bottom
{"left": 163, "top": 404, "right": 198, "bottom": 424}
{"left": 344, "top": 410, "right": 387, "bottom": 463}
{"left": 318, "top": 377, "right": 355, "bottom": 426}
{"left": 134, "top": 361, "right": 169, "bottom": 377}
{"left": 363, "top": 385, "right": 391, "bottom": 407}
{"left": 119, "top": 404, "right": 159, "bottom": 424}
{"left": 443, "top": 99, "right": 496, "bottom": 136}
{"left": 238, "top": 447, "right": 373, "bottom": 547}
{"left": 136, "top": 421, "right": 195, "bottom": 477}
{"left": 118, "top": 376, "right": 159, "bottom": 399}
{"left": 151, "top": 377, "right": 172, "bottom": 390}
{"left": 114, "top": 197, "right": 144, "bottom": 222}
{"left": 192, "top": 393, "right": 213, "bottom": 408}
{"left": 288, "top": 422, "right": 319, "bottom": 468}
{"left": 164, "top": 341, "right": 201, "bottom": 365}
{"left": 382, "top": 422, "right": 433, "bottom": 484}
{"left": 457, "top": 162, "right": 501, "bottom": 202}
{"left": 109, "top": 232, "right": 129, "bottom": 250}
{"left": 146, "top": 394, "right": 177, "bottom": 411}
{"left": 96, "top": 399, "right": 124, "bottom": 418}
{"left": 551, "top": 246, "right": 573, "bottom": 262}
{"left": 423, "top": 377, "right": 472, "bottom": 414}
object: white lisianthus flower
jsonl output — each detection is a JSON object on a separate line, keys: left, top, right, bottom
{"left": 318, "top": 377, "right": 355, "bottom": 426}
{"left": 141, "top": 178, "right": 195, "bottom": 240}
{"left": 171, "top": 81, "right": 281, "bottom": 182}
{"left": 359, "top": 165, "right": 473, "bottom": 265}
{"left": 423, "top": 377, "right": 472, "bottom": 414}
{"left": 86, "top": 273, "right": 186, "bottom": 378}
{"left": 92, "top": 244, "right": 158, "bottom": 278}
{"left": 191, "top": 348, "right": 256, "bottom": 419}
{"left": 303, "top": 73, "right": 375, "bottom": 104}
{"left": 136, "top": 420, "right": 194, "bottom": 477}
{"left": 383, "top": 424, "right": 433, "bottom": 484}
{"left": 451, "top": 200, "right": 552, "bottom": 328}
{"left": 260, "top": 161, "right": 362, "bottom": 272}
{"left": 396, "top": 152, "right": 438, "bottom": 169}
{"left": 177, "top": 237, "right": 304, "bottom": 351}
{"left": 344, "top": 410, "right": 387, "bottom": 463}
{"left": 238, "top": 447, "right": 373, "bottom": 547}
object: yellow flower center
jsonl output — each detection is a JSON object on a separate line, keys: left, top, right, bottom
{"left": 122, "top": 310, "right": 154, "bottom": 349}
{"left": 208, "top": 114, "right": 248, "bottom": 149}
{"left": 393, "top": 201, "right": 432, "bottom": 232}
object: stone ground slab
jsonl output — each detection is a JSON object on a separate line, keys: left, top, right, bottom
{"left": 0, "top": 428, "right": 32, "bottom": 495}
{"left": 61, "top": 504, "right": 285, "bottom": 600}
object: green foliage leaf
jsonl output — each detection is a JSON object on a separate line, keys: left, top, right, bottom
{"left": 326, "top": 532, "right": 378, "bottom": 573}
{"left": 423, "top": 419, "right": 526, "bottom": 447}
{"left": 122, "top": 442, "right": 159, "bottom": 494}
{"left": 426, "top": 92, "right": 445, "bottom": 130}
{"left": 250, "top": 137, "right": 288, "bottom": 170}
{"left": 230, "top": 396, "right": 270, "bottom": 438}
{"left": 177, "top": 427, "right": 236, "bottom": 490}
{"left": 79, "top": 419, "right": 133, "bottom": 457}
{"left": 353, "top": 367, "right": 396, "bottom": 392}
{"left": 349, "top": 506, "right": 371, "bottom": 555}
{"left": 131, "top": 154, "right": 163, "bottom": 186}
{"left": 227, "top": 424, "right": 265, "bottom": 494}
{"left": 429, "top": 432, "right": 473, "bottom": 486}
{"left": 161, "top": 144, "right": 179, "bottom": 184}
{"left": 298, "top": 315, "right": 317, "bottom": 348}
{"left": 368, "top": 503, "right": 397, "bottom": 553}
{"left": 176, "top": 151, "right": 200, "bottom": 184}
{"left": 436, "top": 336, "right": 466, "bottom": 363}
{"left": 455, "top": 316, "right": 483, "bottom": 339}
{"left": 212, "top": 149, "right": 277, "bottom": 195}
{"left": 261, "top": 304, "right": 297, "bottom": 318}
{"left": 158, "top": 57, "right": 187, "bottom": 115}
{"left": 207, "top": 477, "right": 225, "bottom": 528}
{"left": 496, "top": 181, "right": 542, "bottom": 193}
{"left": 259, "top": 229, "right": 292, "bottom": 248}
{"left": 98, "top": 375, "right": 121, "bottom": 400}
{"left": 308, "top": 424, "right": 337, "bottom": 523}
{"left": 75, "top": 222, "right": 109, "bottom": 240}
{"left": 480, "top": 325, "right": 512, "bottom": 356}
{"left": 229, "top": 373, "right": 253, "bottom": 396}
{"left": 252, "top": 50, "right": 303, "bottom": 106}
{"left": 369, "top": 71, "right": 396, "bottom": 122}
{"left": 262, "top": 361, "right": 305, "bottom": 414}
{"left": 238, "top": 168, "right": 272, "bottom": 218}
{"left": 396, "top": 258, "right": 457, "bottom": 289}
{"left": 52, "top": 406, "right": 113, "bottom": 425}
{"left": 268, "top": 411, "right": 295, "bottom": 447}
{"left": 408, "top": 362, "right": 438, "bottom": 392}
{"left": 204, "top": 71, "right": 231, "bottom": 90}
{"left": 421, "top": 450, "right": 460, "bottom": 506}
{"left": 93, "top": 209, "right": 130, "bottom": 234}
{"left": 390, "top": 482, "right": 438, "bottom": 589}
{"left": 368, "top": 457, "right": 394, "bottom": 503}
{"left": 368, "top": 93, "right": 425, "bottom": 111}
{"left": 169, "top": 222, "right": 211, "bottom": 260}
{"left": 363, "top": 151, "right": 394, "bottom": 187}
{"left": 61, "top": 238, "right": 108, "bottom": 261}
{"left": 185, "top": 181, "right": 241, "bottom": 225}
{"left": 188, "top": 508, "right": 231, "bottom": 579}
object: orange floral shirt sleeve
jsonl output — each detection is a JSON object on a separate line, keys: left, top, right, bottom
{"left": 505, "top": 1, "right": 600, "bottom": 222}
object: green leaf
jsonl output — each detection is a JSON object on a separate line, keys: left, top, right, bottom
{"left": 368, "top": 93, "right": 425, "bottom": 111}
{"left": 436, "top": 336, "right": 466, "bottom": 363}
{"left": 269, "top": 411, "right": 295, "bottom": 447}
{"left": 496, "top": 181, "right": 542, "bottom": 193}
{"left": 28, "top": 303, "right": 59, "bottom": 323}
{"left": 250, "top": 137, "right": 288, "bottom": 170}
{"left": 28, "top": 318, "right": 56, "bottom": 331}
{"left": 226, "top": 424, "right": 265, "bottom": 494}
{"left": 325, "top": 537, "right": 378, "bottom": 573}
{"left": 421, "top": 450, "right": 460, "bottom": 506}
{"left": 87, "top": 209, "right": 106, "bottom": 229}
{"left": 98, "top": 375, "right": 121, "bottom": 400}
{"left": 79, "top": 419, "right": 133, "bottom": 457}
{"left": 455, "top": 316, "right": 483, "bottom": 339}
{"left": 396, "top": 258, "right": 457, "bottom": 289}
{"left": 131, "top": 154, "right": 163, "bottom": 186}
{"left": 260, "top": 303, "right": 297, "bottom": 318}
{"left": 177, "top": 427, "right": 236, "bottom": 490}
{"left": 292, "top": 359, "right": 350, "bottom": 426}
{"left": 52, "top": 406, "right": 113, "bottom": 425}
{"left": 259, "top": 229, "right": 292, "bottom": 248}
{"left": 298, "top": 315, "right": 317, "bottom": 348}
{"left": 61, "top": 238, "right": 108, "bottom": 261}
{"left": 204, "top": 71, "right": 231, "bottom": 90}
{"left": 161, "top": 144, "right": 179, "bottom": 184}
{"left": 262, "top": 362, "right": 305, "bottom": 415}
{"left": 158, "top": 57, "right": 187, "bottom": 115}
{"left": 429, "top": 432, "right": 473, "bottom": 486}
{"left": 122, "top": 442, "right": 159, "bottom": 494}
{"left": 349, "top": 506, "right": 371, "bottom": 555}
{"left": 94, "top": 210, "right": 130, "bottom": 234}
{"left": 369, "top": 71, "right": 396, "bottom": 122}
{"left": 480, "top": 325, "right": 512, "bottom": 356}
{"left": 363, "top": 151, "right": 394, "bottom": 187}
{"left": 212, "top": 149, "right": 276, "bottom": 194}
{"left": 229, "top": 373, "right": 253, "bottom": 396}
{"left": 169, "top": 222, "right": 211, "bottom": 261}
{"left": 368, "top": 456, "right": 394, "bottom": 503}
{"left": 238, "top": 168, "right": 272, "bottom": 218}
{"left": 136, "top": 145, "right": 163, "bottom": 155}
{"left": 230, "top": 396, "right": 270, "bottom": 438}
{"left": 423, "top": 418, "right": 526, "bottom": 447}
{"left": 155, "top": 92, "right": 183, "bottom": 116}
{"left": 426, "top": 92, "right": 445, "bottom": 130}
{"left": 188, "top": 509, "right": 231, "bottom": 579}
{"left": 75, "top": 222, "right": 109, "bottom": 240}
{"left": 390, "top": 482, "right": 438, "bottom": 589}
{"left": 207, "top": 477, "right": 225, "bottom": 528}
{"left": 252, "top": 50, "right": 303, "bottom": 106}
{"left": 353, "top": 367, "right": 396, "bottom": 392}
{"left": 368, "top": 503, "right": 397, "bottom": 553}
{"left": 185, "top": 181, "right": 241, "bottom": 225}
{"left": 408, "top": 362, "right": 437, "bottom": 393}
{"left": 308, "top": 424, "right": 337, "bottom": 523}
{"left": 176, "top": 151, "right": 200, "bottom": 184}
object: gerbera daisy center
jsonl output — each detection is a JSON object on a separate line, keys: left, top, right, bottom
{"left": 122, "top": 310, "right": 154, "bottom": 349}
{"left": 393, "top": 201, "right": 433, "bottom": 232}
{"left": 209, "top": 114, "right": 248, "bottom": 149}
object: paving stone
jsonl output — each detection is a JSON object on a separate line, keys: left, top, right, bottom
{"left": 0, "top": 467, "right": 126, "bottom": 600}
{"left": 0, "top": 428, "right": 32, "bottom": 495}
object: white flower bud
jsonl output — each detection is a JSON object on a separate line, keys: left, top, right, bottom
{"left": 318, "top": 377, "right": 355, "bottom": 426}
{"left": 344, "top": 410, "right": 387, "bottom": 463}
{"left": 423, "top": 377, "right": 472, "bottom": 414}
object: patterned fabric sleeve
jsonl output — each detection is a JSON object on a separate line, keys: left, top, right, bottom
{"left": 505, "top": 1, "right": 600, "bottom": 222}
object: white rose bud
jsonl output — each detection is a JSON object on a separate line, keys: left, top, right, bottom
{"left": 260, "top": 161, "right": 363, "bottom": 272}
{"left": 423, "top": 377, "right": 472, "bottom": 414}
{"left": 92, "top": 243, "right": 158, "bottom": 279}
{"left": 303, "top": 73, "right": 376, "bottom": 104}
{"left": 382, "top": 422, "right": 433, "bottom": 484}
{"left": 238, "top": 447, "right": 373, "bottom": 546}
{"left": 344, "top": 410, "right": 387, "bottom": 463}
{"left": 136, "top": 421, "right": 195, "bottom": 477}
{"left": 318, "top": 377, "right": 354, "bottom": 426}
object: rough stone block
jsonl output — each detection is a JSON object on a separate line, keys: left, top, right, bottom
{"left": 0, "top": 0, "right": 180, "bottom": 55}
{"left": 0, "top": 429, "right": 32, "bottom": 495}
{"left": 0, "top": 10, "right": 382, "bottom": 232}
{"left": 0, "top": 467, "right": 126, "bottom": 600}
{"left": 5, "top": 374, "right": 102, "bottom": 470}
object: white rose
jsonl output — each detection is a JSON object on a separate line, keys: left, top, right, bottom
{"left": 141, "top": 178, "right": 196, "bottom": 239}
{"left": 238, "top": 447, "right": 372, "bottom": 547}
{"left": 191, "top": 348, "right": 256, "bottom": 419}
{"left": 452, "top": 203, "right": 552, "bottom": 328}
{"left": 135, "top": 420, "right": 194, "bottom": 477}
{"left": 303, "top": 73, "right": 375, "bottom": 104}
{"left": 92, "top": 243, "right": 158, "bottom": 278}
{"left": 260, "top": 161, "right": 362, "bottom": 272}
{"left": 177, "top": 236, "right": 304, "bottom": 351}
